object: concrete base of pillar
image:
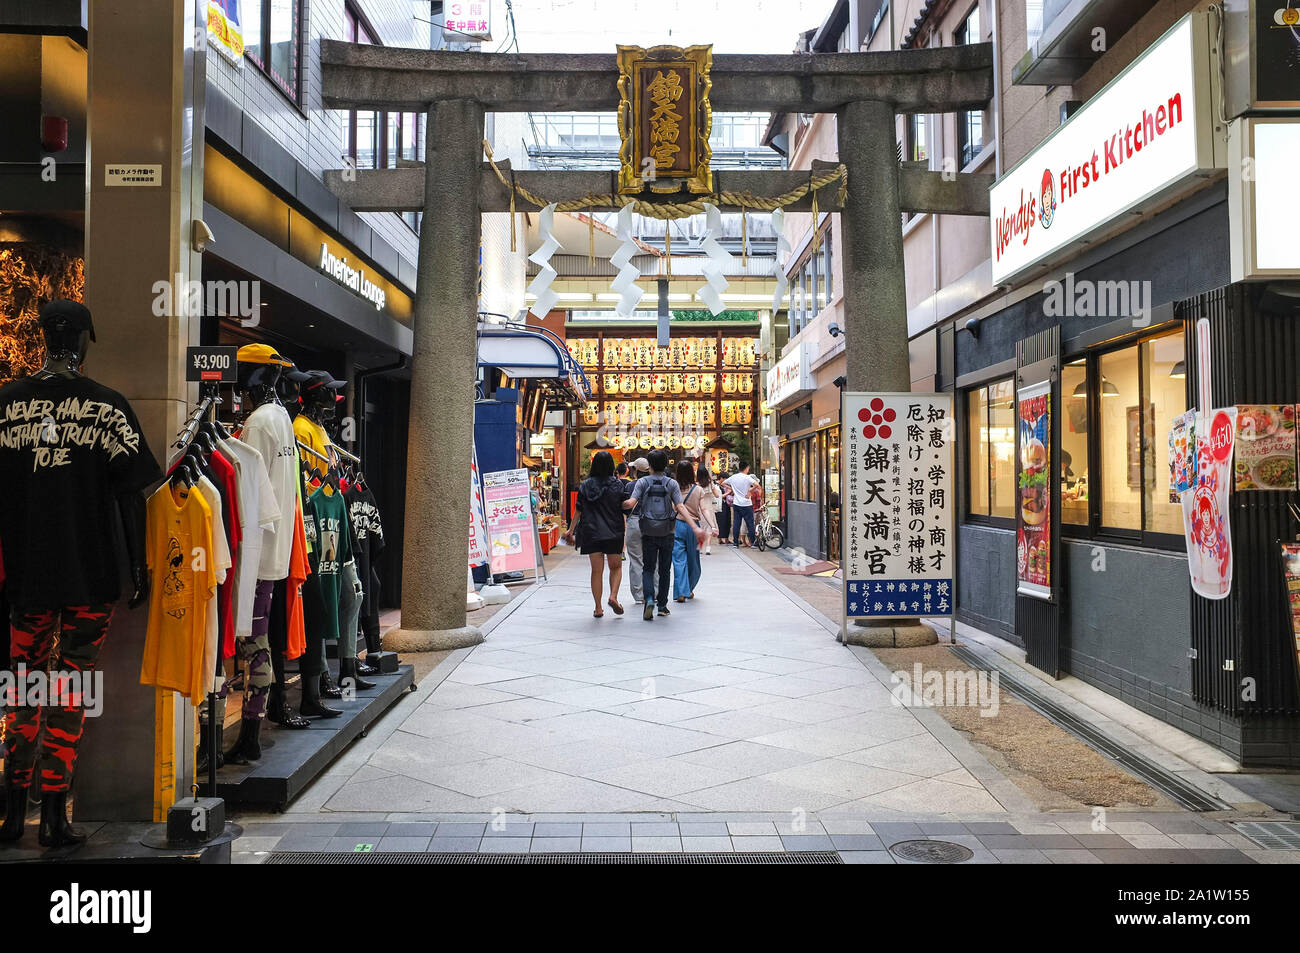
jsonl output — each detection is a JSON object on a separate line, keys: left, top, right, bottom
{"left": 385, "top": 625, "right": 485, "bottom": 652}
{"left": 841, "top": 619, "right": 938, "bottom": 647}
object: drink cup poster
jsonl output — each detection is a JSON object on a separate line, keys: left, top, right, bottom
{"left": 1017, "top": 382, "right": 1052, "bottom": 599}
{"left": 1183, "top": 408, "right": 1236, "bottom": 600}
{"left": 483, "top": 468, "right": 538, "bottom": 575}
{"left": 842, "top": 393, "right": 954, "bottom": 620}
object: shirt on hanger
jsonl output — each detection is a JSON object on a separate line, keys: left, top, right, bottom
{"left": 219, "top": 436, "right": 281, "bottom": 638}
{"left": 195, "top": 475, "right": 232, "bottom": 694}
{"left": 140, "top": 481, "right": 222, "bottom": 702}
{"left": 303, "top": 485, "right": 352, "bottom": 642}
{"left": 0, "top": 375, "right": 161, "bottom": 607}
{"left": 344, "top": 481, "right": 385, "bottom": 624}
{"left": 240, "top": 402, "right": 298, "bottom": 580}
{"left": 293, "top": 413, "right": 335, "bottom": 471}
{"left": 285, "top": 501, "right": 310, "bottom": 661}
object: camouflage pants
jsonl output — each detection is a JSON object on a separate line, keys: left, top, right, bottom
{"left": 4, "top": 603, "right": 113, "bottom": 792}
{"left": 218, "top": 581, "right": 273, "bottom": 721}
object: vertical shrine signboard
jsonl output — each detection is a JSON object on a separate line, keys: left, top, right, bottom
{"left": 617, "top": 45, "right": 713, "bottom": 195}
{"left": 843, "top": 393, "right": 955, "bottom": 622}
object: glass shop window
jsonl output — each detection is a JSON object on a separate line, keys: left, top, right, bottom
{"left": 1061, "top": 359, "right": 1091, "bottom": 525}
{"left": 966, "top": 377, "right": 1015, "bottom": 520}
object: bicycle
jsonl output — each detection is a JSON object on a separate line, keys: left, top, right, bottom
{"left": 754, "top": 505, "right": 785, "bottom": 552}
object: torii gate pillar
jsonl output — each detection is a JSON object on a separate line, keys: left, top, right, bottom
{"left": 386, "top": 99, "right": 487, "bottom": 652}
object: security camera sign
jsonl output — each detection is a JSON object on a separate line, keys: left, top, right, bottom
{"left": 105, "top": 164, "right": 162, "bottom": 187}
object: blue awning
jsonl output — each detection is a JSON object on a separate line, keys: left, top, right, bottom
{"left": 476, "top": 320, "right": 590, "bottom": 405}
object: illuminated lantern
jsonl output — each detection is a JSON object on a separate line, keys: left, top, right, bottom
{"left": 701, "top": 373, "right": 716, "bottom": 394}
{"left": 738, "top": 374, "right": 753, "bottom": 394}
{"left": 685, "top": 373, "right": 699, "bottom": 394}
{"left": 703, "top": 403, "right": 716, "bottom": 426}
{"left": 722, "top": 339, "right": 736, "bottom": 365}
{"left": 603, "top": 339, "right": 617, "bottom": 365}
{"left": 668, "top": 339, "right": 683, "bottom": 366}
{"left": 721, "top": 403, "right": 735, "bottom": 426}
{"left": 653, "top": 345, "right": 667, "bottom": 368}
{"left": 637, "top": 373, "right": 651, "bottom": 394}
{"left": 702, "top": 338, "right": 717, "bottom": 365}
{"left": 722, "top": 373, "right": 736, "bottom": 394}
{"left": 653, "top": 373, "right": 667, "bottom": 394}
{"left": 739, "top": 404, "right": 753, "bottom": 425}
{"left": 669, "top": 374, "right": 684, "bottom": 395}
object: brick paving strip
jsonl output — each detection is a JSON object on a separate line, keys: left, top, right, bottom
{"left": 229, "top": 546, "right": 1295, "bottom": 865}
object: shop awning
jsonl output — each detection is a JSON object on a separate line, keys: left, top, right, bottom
{"left": 477, "top": 319, "right": 590, "bottom": 406}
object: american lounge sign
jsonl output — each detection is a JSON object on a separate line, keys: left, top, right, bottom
{"left": 989, "top": 15, "right": 1223, "bottom": 286}
{"left": 318, "top": 243, "right": 387, "bottom": 311}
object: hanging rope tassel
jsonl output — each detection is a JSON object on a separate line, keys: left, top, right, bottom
{"left": 588, "top": 211, "right": 595, "bottom": 266}
{"left": 664, "top": 226, "right": 671, "bottom": 279}
{"left": 810, "top": 172, "right": 821, "bottom": 256}
{"left": 509, "top": 172, "right": 517, "bottom": 253}
{"left": 741, "top": 206, "right": 748, "bottom": 269}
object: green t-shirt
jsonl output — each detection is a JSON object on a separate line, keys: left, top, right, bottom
{"left": 303, "top": 486, "right": 352, "bottom": 640}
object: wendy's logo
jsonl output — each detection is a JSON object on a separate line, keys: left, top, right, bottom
{"left": 1039, "top": 168, "right": 1057, "bottom": 230}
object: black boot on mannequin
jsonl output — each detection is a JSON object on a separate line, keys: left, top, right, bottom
{"left": 339, "top": 657, "right": 375, "bottom": 692}
{"left": 267, "top": 682, "right": 311, "bottom": 729}
{"left": 38, "top": 791, "right": 86, "bottom": 848}
{"left": 355, "top": 655, "right": 381, "bottom": 676}
{"left": 197, "top": 697, "right": 225, "bottom": 774}
{"left": 320, "top": 667, "right": 344, "bottom": 700}
{"left": 0, "top": 780, "right": 28, "bottom": 842}
{"left": 224, "top": 719, "right": 263, "bottom": 765}
{"left": 299, "top": 667, "right": 341, "bottom": 719}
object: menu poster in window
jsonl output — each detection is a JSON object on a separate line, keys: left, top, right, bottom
{"left": 1016, "top": 382, "right": 1052, "bottom": 599}
{"left": 843, "top": 393, "right": 954, "bottom": 620}
{"left": 483, "top": 468, "right": 538, "bottom": 575}
{"left": 1169, "top": 410, "right": 1197, "bottom": 502}
{"left": 1282, "top": 544, "right": 1300, "bottom": 682}
{"left": 1234, "top": 404, "right": 1298, "bottom": 491}
{"left": 1183, "top": 408, "right": 1237, "bottom": 600}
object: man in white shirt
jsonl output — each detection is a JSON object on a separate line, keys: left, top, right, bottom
{"left": 724, "top": 461, "right": 760, "bottom": 547}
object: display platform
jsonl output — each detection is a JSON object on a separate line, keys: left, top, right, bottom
{"left": 0, "top": 821, "right": 232, "bottom": 864}
{"left": 204, "top": 663, "right": 416, "bottom": 811}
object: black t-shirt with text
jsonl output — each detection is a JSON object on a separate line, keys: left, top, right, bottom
{"left": 0, "top": 374, "right": 162, "bottom": 608}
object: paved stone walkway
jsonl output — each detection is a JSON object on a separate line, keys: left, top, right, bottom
{"left": 231, "top": 545, "right": 1294, "bottom": 864}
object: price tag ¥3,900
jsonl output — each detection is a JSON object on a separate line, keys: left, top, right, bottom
{"left": 186, "top": 346, "right": 239, "bottom": 383}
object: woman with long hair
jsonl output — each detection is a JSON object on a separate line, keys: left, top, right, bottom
{"left": 695, "top": 463, "right": 721, "bottom": 555}
{"left": 563, "top": 450, "right": 629, "bottom": 617}
{"left": 671, "top": 460, "right": 705, "bottom": 602}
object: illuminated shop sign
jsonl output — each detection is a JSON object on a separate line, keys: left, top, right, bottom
{"left": 318, "top": 243, "right": 387, "bottom": 312}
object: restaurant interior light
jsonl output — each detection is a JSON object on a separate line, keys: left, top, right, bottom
{"left": 1170, "top": 360, "right": 1186, "bottom": 379}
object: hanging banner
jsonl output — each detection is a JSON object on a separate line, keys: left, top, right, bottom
{"left": 616, "top": 44, "right": 714, "bottom": 195}
{"left": 206, "top": 0, "right": 245, "bottom": 66}
{"left": 843, "top": 393, "right": 954, "bottom": 619}
{"left": 1234, "top": 404, "right": 1298, "bottom": 491}
{"left": 483, "top": 468, "right": 538, "bottom": 575}
{"left": 469, "top": 452, "right": 490, "bottom": 568}
{"left": 1184, "top": 408, "right": 1237, "bottom": 600}
{"left": 1016, "top": 381, "right": 1052, "bottom": 599}
{"left": 1169, "top": 409, "right": 1197, "bottom": 501}
{"left": 1282, "top": 543, "right": 1300, "bottom": 682}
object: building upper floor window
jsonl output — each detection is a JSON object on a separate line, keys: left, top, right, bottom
{"left": 244, "top": 0, "right": 303, "bottom": 103}
{"left": 956, "top": 4, "right": 980, "bottom": 45}
{"left": 955, "top": 5, "right": 984, "bottom": 167}
{"left": 908, "top": 113, "right": 928, "bottom": 164}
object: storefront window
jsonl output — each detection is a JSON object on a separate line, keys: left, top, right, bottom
{"left": 1142, "top": 330, "right": 1187, "bottom": 534}
{"left": 966, "top": 378, "right": 1015, "bottom": 520}
{"left": 1061, "top": 360, "right": 1090, "bottom": 526}
{"left": 1099, "top": 345, "right": 1141, "bottom": 530}
{"left": 798, "top": 439, "right": 810, "bottom": 500}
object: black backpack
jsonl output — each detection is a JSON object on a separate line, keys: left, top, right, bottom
{"left": 639, "top": 476, "right": 676, "bottom": 537}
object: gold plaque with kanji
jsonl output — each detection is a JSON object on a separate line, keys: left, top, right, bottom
{"left": 617, "top": 44, "right": 713, "bottom": 195}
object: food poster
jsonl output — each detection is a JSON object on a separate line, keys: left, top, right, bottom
{"left": 1183, "top": 408, "right": 1237, "bottom": 601}
{"left": 483, "top": 468, "right": 539, "bottom": 575}
{"left": 1282, "top": 544, "right": 1300, "bottom": 680}
{"left": 1169, "top": 410, "right": 1196, "bottom": 502}
{"left": 1234, "top": 404, "right": 1298, "bottom": 491}
{"left": 1016, "top": 381, "right": 1051, "bottom": 599}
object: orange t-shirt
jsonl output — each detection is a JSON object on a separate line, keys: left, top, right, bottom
{"left": 285, "top": 501, "right": 310, "bottom": 661}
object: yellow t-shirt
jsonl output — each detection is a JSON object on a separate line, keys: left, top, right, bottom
{"left": 293, "top": 414, "right": 335, "bottom": 471}
{"left": 140, "top": 482, "right": 219, "bottom": 702}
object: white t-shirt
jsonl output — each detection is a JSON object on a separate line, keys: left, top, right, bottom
{"left": 240, "top": 403, "right": 299, "bottom": 580}
{"left": 725, "top": 472, "right": 758, "bottom": 507}
{"left": 219, "top": 436, "right": 281, "bottom": 637}
{"left": 196, "top": 476, "right": 232, "bottom": 697}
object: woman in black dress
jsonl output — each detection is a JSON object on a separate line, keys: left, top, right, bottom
{"left": 563, "top": 450, "right": 630, "bottom": 617}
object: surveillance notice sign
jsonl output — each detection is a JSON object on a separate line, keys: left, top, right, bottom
{"left": 843, "top": 393, "right": 954, "bottom": 620}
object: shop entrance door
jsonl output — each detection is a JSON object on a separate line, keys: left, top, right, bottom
{"left": 1015, "top": 327, "right": 1065, "bottom": 678}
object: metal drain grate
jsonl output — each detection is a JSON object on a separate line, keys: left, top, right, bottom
{"left": 1230, "top": 821, "right": 1300, "bottom": 850}
{"left": 889, "top": 840, "right": 974, "bottom": 864}
{"left": 947, "top": 644, "right": 1230, "bottom": 812}
{"left": 267, "top": 850, "right": 842, "bottom": 865}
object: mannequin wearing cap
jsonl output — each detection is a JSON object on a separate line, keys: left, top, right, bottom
{"left": 0, "top": 300, "right": 161, "bottom": 848}
{"left": 292, "top": 371, "right": 343, "bottom": 470}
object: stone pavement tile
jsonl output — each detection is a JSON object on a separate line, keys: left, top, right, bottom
{"left": 856, "top": 778, "right": 1006, "bottom": 815}
{"left": 422, "top": 682, "right": 526, "bottom": 709}
{"left": 605, "top": 722, "right": 728, "bottom": 758}
{"left": 1025, "top": 834, "right": 1085, "bottom": 849}
{"left": 436, "top": 721, "right": 567, "bottom": 758}
{"left": 1170, "top": 833, "right": 1236, "bottom": 849}
{"left": 781, "top": 834, "right": 835, "bottom": 851}
{"left": 1147, "top": 816, "right": 1217, "bottom": 834}
{"left": 683, "top": 836, "right": 735, "bottom": 852}
{"left": 1121, "top": 834, "right": 1183, "bottom": 849}
{"left": 975, "top": 834, "right": 1033, "bottom": 850}
{"left": 746, "top": 697, "right": 862, "bottom": 726}
{"left": 435, "top": 822, "right": 487, "bottom": 837}
{"left": 749, "top": 724, "right": 879, "bottom": 758}
{"left": 334, "top": 822, "right": 390, "bottom": 836}
{"left": 483, "top": 823, "right": 535, "bottom": 838}
{"left": 992, "top": 848, "right": 1049, "bottom": 864}
{"left": 678, "top": 822, "right": 731, "bottom": 837}
{"left": 1041, "top": 848, "right": 1103, "bottom": 864}
{"left": 375, "top": 837, "right": 432, "bottom": 852}
{"left": 1107, "top": 821, "right": 1162, "bottom": 836}
{"left": 533, "top": 822, "right": 583, "bottom": 837}
{"left": 632, "top": 836, "right": 683, "bottom": 852}
{"left": 728, "top": 821, "right": 779, "bottom": 835}
{"left": 277, "top": 833, "right": 336, "bottom": 851}
{"left": 471, "top": 698, "right": 583, "bottom": 724}
{"left": 605, "top": 675, "right": 715, "bottom": 696}
{"left": 233, "top": 822, "right": 293, "bottom": 836}
{"left": 762, "top": 759, "right": 919, "bottom": 800}
{"left": 868, "top": 822, "right": 923, "bottom": 843}
{"left": 488, "top": 776, "right": 653, "bottom": 813}
{"left": 839, "top": 851, "right": 897, "bottom": 864}
{"left": 530, "top": 837, "right": 582, "bottom": 853}
{"left": 733, "top": 836, "right": 785, "bottom": 852}
{"left": 511, "top": 741, "right": 648, "bottom": 776}
{"left": 325, "top": 837, "right": 380, "bottom": 852}
{"left": 423, "top": 758, "right": 573, "bottom": 798}
{"left": 673, "top": 686, "right": 786, "bottom": 710}
{"left": 583, "top": 822, "right": 632, "bottom": 835}
{"left": 1189, "top": 849, "right": 1257, "bottom": 864}
{"left": 673, "top": 741, "right": 817, "bottom": 778}
{"left": 486, "top": 674, "right": 594, "bottom": 698}
{"left": 590, "top": 757, "right": 749, "bottom": 797}
{"left": 540, "top": 685, "right": 655, "bottom": 709}
{"left": 478, "top": 837, "right": 532, "bottom": 853}
{"left": 731, "top": 656, "right": 826, "bottom": 676}
{"left": 674, "top": 665, "right": 773, "bottom": 688}
{"left": 962, "top": 822, "right": 1019, "bottom": 835}
{"left": 681, "top": 776, "right": 848, "bottom": 812}
{"left": 427, "top": 836, "right": 484, "bottom": 853}
{"left": 631, "top": 822, "right": 681, "bottom": 836}
{"left": 830, "top": 834, "right": 885, "bottom": 851}
{"left": 384, "top": 823, "right": 438, "bottom": 837}
{"left": 602, "top": 697, "right": 726, "bottom": 725}
{"left": 1242, "top": 850, "right": 1300, "bottom": 864}
{"left": 1090, "top": 849, "right": 1156, "bottom": 863}
{"left": 820, "top": 817, "right": 879, "bottom": 835}
{"left": 840, "top": 736, "right": 963, "bottom": 778}
{"left": 1070, "top": 832, "right": 1133, "bottom": 849}
{"left": 1216, "top": 834, "right": 1265, "bottom": 851}
{"left": 743, "top": 675, "right": 842, "bottom": 699}
{"left": 447, "top": 663, "right": 534, "bottom": 685}
{"left": 672, "top": 710, "right": 807, "bottom": 741}
{"left": 231, "top": 835, "right": 283, "bottom": 853}
{"left": 934, "top": 768, "right": 990, "bottom": 789}
{"left": 918, "top": 822, "right": 968, "bottom": 835}
{"left": 582, "top": 836, "right": 632, "bottom": 851}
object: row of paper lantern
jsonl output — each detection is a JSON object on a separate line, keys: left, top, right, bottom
{"left": 603, "top": 432, "right": 708, "bottom": 451}
{"left": 581, "top": 400, "right": 753, "bottom": 428}
{"left": 592, "top": 372, "right": 754, "bottom": 396}
{"left": 567, "top": 337, "right": 758, "bottom": 369}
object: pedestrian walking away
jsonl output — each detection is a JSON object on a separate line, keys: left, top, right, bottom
{"left": 696, "top": 464, "right": 721, "bottom": 554}
{"left": 623, "top": 449, "right": 705, "bottom": 620}
{"left": 725, "top": 460, "right": 760, "bottom": 547}
{"left": 563, "top": 450, "right": 630, "bottom": 617}
{"left": 623, "top": 456, "right": 651, "bottom": 603}
{"left": 672, "top": 460, "right": 706, "bottom": 602}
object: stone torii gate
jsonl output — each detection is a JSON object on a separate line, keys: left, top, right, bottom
{"left": 319, "top": 41, "right": 994, "bottom": 650}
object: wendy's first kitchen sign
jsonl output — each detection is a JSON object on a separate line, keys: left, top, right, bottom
{"left": 989, "top": 14, "right": 1223, "bottom": 287}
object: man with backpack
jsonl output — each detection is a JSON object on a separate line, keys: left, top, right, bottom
{"left": 623, "top": 449, "right": 707, "bottom": 621}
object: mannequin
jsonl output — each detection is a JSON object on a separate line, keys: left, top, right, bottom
{"left": 0, "top": 300, "right": 160, "bottom": 848}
